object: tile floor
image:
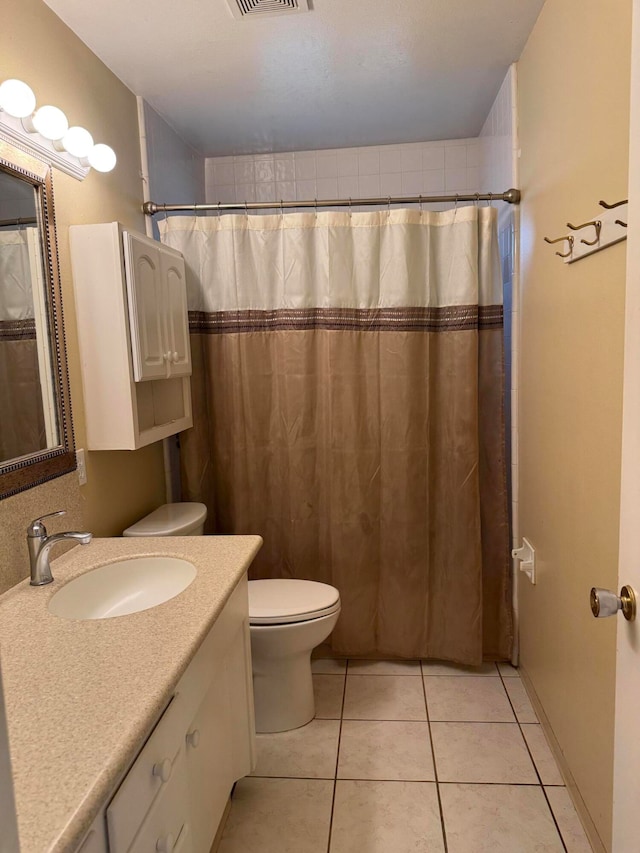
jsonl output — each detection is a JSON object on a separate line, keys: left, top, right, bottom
{"left": 219, "top": 660, "right": 593, "bottom": 852}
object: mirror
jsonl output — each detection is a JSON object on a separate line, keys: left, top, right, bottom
{"left": 0, "top": 139, "right": 75, "bottom": 499}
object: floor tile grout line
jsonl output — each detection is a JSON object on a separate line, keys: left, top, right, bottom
{"left": 325, "top": 662, "right": 348, "bottom": 853}
{"left": 498, "top": 669, "right": 568, "bottom": 853}
{"left": 249, "top": 774, "right": 552, "bottom": 786}
{"left": 421, "top": 659, "right": 449, "bottom": 853}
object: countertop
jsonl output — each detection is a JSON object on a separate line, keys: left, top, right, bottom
{"left": 0, "top": 534, "right": 262, "bottom": 853}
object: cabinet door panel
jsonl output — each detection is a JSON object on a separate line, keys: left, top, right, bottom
{"left": 185, "top": 673, "right": 233, "bottom": 853}
{"left": 124, "top": 233, "right": 167, "bottom": 381}
{"left": 161, "top": 252, "right": 191, "bottom": 377}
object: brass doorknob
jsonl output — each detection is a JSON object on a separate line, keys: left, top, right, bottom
{"left": 590, "top": 586, "right": 636, "bottom": 621}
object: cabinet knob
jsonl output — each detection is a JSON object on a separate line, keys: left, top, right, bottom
{"left": 152, "top": 758, "right": 172, "bottom": 783}
{"left": 156, "top": 832, "right": 175, "bottom": 853}
{"left": 186, "top": 729, "right": 200, "bottom": 748}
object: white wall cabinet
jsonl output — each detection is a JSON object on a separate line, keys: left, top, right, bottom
{"left": 69, "top": 222, "right": 193, "bottom": 450}
{"left": 77, "top": 576, "right": 256, "bottom": 853}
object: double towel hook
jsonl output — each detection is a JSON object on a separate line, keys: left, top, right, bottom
{"left": 567, "top": 219, "right": 602, "bottom": 246}
{"left": 544, "top": 235, "right": 574, "bottom": 258}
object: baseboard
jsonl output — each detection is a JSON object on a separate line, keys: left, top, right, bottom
{"left": 519, "top": 666, "right": 607, "bottom": 853}
{"left": 210, "top": 797, "right": 232, "bottom": 853}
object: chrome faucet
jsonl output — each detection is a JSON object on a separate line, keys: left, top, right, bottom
{"left": 27, "top": 510, "right": 92, "bottom": 586}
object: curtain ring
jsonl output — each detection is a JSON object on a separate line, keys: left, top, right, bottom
{"left": 244, "top": 201, "right": 249, "bottom": 217}
{"left": 475, "top": 192, "right": 480, "bottom": 207}
{"left": 419, "top": 194, "right": 423, "bottom": 213}
{"left": 217, "top": 201, "right": 221, "bottom": 218}
{"left": 314, "top": 198, "right": 318, "bottom": 219}
{"left": 487, "top": 192, "right": 493, "bottom": 208}
{"left": 348, "top": 197, "right": 352, "bottom": 218}
{"left": 280, "top": 199, "right": 284, "bottom": 215}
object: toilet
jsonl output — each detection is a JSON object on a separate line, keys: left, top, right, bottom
{"left": 122, "top": 502, "right": 208, "bottom": 537}
{"left": 249, "top": 579, "right": 341, "bottom": 733}
{"left": 122, "top": 503, "right": 340, "bottom": 734}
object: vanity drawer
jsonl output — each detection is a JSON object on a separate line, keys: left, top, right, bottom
{"left": 128, "top": 747, "right": 192, "bottom": 853}
{"left": 106, "top": 694, "right": 184, "bottom": 853}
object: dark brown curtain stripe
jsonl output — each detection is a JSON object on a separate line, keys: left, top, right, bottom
{"left": 0, "top": 318, "right": 37, "bottom": 341}
{"left": 188, "top": 305, "right": 503, "bottom": 334}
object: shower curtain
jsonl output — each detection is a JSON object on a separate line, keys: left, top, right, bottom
{"left": 160, "top": 206, "right": 511, "bottom": 664}
{"left": 0, "top": 229, "right": 46, "bottom": 461}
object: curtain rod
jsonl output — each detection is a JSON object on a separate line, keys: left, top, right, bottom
{"left": 143, "top": 188, "right": 521, "bottom": 216}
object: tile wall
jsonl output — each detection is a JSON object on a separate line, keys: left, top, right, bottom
{"left": 204, "top": 138, "right": 481, "bottom": 211}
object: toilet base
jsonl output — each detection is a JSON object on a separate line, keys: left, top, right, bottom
{"left": 250, "top": 609, "right": 340, "bottom": 733}
{"left": 253, "top": 651, "right": 315, "bottom": 732}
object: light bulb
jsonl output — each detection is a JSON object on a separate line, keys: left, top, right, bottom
{"left": 88, "top": 143, "right": 117, "bottom": 173}
{"left": 0, "top": 79, "right": 36, "bottom": 118}
{"left": 62, "top": 126, "right": 93, "bottom": 158}
{"left": 31, "top": 105, "right": 68, "bottom": 140}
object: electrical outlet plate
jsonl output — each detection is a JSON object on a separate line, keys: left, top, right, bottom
{"left": 76, "top": 449, "right": 87, "bottom": 485}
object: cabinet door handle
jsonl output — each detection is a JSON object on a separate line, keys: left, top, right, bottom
{"left": 186, "top": 729, "right": 200, "bottom": 749}
{"left": 156, "top": 832, "right": 175, "bottom": 853}
{"left": 152, "top": 758, "right": 172, "bottom": 783}
{"left": 172, "top": 351, "right": 178, "bottom": 363}
{"left": 162, "top": 352, "right": 169, "bottom": 362}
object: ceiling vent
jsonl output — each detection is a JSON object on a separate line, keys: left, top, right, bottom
{"left": 226, "top": 0, "right": 310, "bottom": 19}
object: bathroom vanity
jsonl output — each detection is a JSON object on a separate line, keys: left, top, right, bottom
{"left": 0, "top": 534, "right": 262, "bottom": 853}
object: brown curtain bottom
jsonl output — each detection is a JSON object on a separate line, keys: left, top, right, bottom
{"left": 0, "top": 332, "right": 47, "bottom": 462}
{"left": 181, "top": 327, "right": 512, "bottom": 665}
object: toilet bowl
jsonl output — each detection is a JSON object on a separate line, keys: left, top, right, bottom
{"left": 122, "top": 502, "right": 207, "bottom": 537}
{"left": 249, "top": 579, "right": 341, "bottom": 733}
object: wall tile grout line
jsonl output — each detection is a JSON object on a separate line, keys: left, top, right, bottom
{"left": 325, "top": 664, "right": 348, "bottom": 852}
{"left": 420, "top": 659, "right": 449, "bottom": 853}
{"left": 497, "top": 669, "right": 568, "bottom": 853}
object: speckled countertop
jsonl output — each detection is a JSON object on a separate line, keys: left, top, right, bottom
{"left": 0, "top": 535, "right": 262, "bottom": 853}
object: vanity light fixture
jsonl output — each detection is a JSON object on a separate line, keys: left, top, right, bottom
{"left": 0, "top": 77, "right": 117, "bottom": 180}
{"left": 0, "top": 79, "right": 36, "bottom": 118}
{"left": 88, "top": 143, "right": 117, "bottom": 173}
{"left": 58, "top": 125, "right": 94, "bottom": 158}
{"left": 25, "top": 105, "right": 69, "bottom": 141}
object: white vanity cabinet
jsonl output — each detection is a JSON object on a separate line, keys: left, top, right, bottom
{"left": 69, "top": 222, "right": 193, "bottom": 450}
{"left": 95, "top": 576, "right": 256, "bottom": 853}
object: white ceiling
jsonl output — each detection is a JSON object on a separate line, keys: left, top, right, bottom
{"left": 43, "top": 0, "right": 545, "bottom": 156}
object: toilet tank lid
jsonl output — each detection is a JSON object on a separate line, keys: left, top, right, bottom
{"left": 122, "top": 502, "right": 208, "bottom": 537}
{"left": 248, "top": 579, "right": 340, "bottom": 623}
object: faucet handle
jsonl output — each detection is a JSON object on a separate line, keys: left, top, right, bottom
{"left": 27, "top": 510, "right": 66, "bottom": 538}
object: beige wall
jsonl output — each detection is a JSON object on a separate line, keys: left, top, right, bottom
{"left": 518, "top": 0, "right": 631, "bottom": 847}
{"left": 0, "top": 0, "right": 166, "bottom": 591}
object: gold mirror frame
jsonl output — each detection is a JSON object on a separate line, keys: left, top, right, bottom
{"left": 0, "top": 138, "right": 75, "bottom": 499}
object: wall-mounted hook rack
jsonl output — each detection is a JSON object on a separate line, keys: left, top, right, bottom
{"left": 544, "top": 234, "right": 574, "bottom": 258}
{"left": 545, "top": 198, "right": 628, "bottom": 264}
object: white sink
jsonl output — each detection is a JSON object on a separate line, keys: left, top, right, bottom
{"left": 48, "top": 556, "right": 197, "bottom": 620}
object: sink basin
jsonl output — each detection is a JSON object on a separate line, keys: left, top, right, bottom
{"left": 48, "top": 556, "right": 197, "bottom": 620}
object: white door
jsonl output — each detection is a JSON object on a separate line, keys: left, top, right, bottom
{"left": 612, "top": 1, "right": 640, "bottom": 848}
{"left": 124, "top": 232, "right": 167, "bottom": 381}
{"left": 160, "top": 251, "right": 191, "bottom": 377}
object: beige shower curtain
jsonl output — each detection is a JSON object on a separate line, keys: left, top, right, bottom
{"left": 161, "top": 206, "right": 511, "bottom": 664}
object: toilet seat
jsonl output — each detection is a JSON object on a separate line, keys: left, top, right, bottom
{"left": 249, "top": 579, "right": 340, "bottom": 625}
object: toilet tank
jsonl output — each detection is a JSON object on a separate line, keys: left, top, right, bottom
{"left": 123, "top": 502, "right": 208, "bottom": 537}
